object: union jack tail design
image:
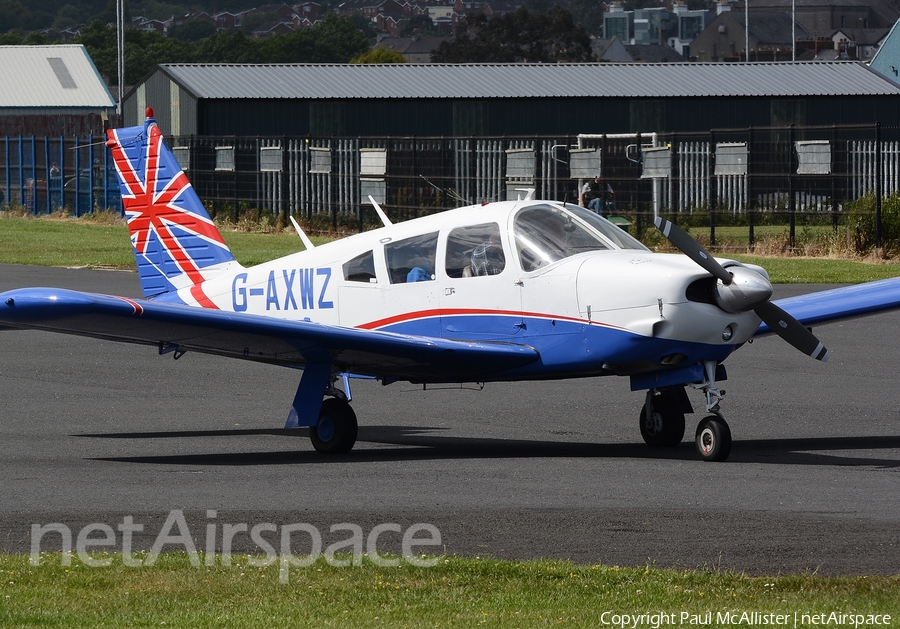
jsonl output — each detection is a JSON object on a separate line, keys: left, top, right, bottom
{"left": 106, "top": 108, "right": 240, "bottom": 306}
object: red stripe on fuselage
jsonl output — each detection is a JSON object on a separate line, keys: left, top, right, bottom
{"left": 358, "top": 308, "right": 630, "bottom": 331}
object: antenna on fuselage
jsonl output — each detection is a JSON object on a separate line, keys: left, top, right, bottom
{"left": 418, "top": 174, "right": 471, "bottom": 206}
{"left": 289, "top": 216, "right": 316, "bottom": 251}
{"left": 368, "top": 195, "right": 393, "bottom": 227}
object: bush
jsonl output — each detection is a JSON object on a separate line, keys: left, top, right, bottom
{"left": 845, "top": 193, "right": 900, "bottom": 255}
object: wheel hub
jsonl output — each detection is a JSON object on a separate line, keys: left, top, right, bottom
{"left": 316, "top": 416, "right": 335, "bottom": 442}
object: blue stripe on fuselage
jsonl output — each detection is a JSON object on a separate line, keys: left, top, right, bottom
{"left": 373, "top": 312, "right": 735, "bottom": 379}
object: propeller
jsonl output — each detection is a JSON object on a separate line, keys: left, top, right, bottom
{"left": 654, "top": 217, "right": 830, "bottom": 362}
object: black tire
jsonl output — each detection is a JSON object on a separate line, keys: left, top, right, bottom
{"left": 310, "top": 398, "right": 358, "bottom": 455}
{"left": 695, "top": 416, "right": 732, "bottom": 462}
{"left": 639, "top": 398, "right": 686, "bottom": 447}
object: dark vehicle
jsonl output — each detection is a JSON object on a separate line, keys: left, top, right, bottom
{"left": 63, "top": 165, "right": 122, "bottom": 214}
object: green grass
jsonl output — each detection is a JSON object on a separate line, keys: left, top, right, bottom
{"left": 2, "top": 553, "right": 897, "bottom": 628}
{"left": 4, "top": 215, "right": 897, "bottom": 284}
{"left": 728, "top": 255, "right": 900, "bottom": 284}
{"left": 0, "top": 216, "right": 321, "bottom": 269}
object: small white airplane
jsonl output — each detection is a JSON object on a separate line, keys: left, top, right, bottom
{"left": 3, "top": 109, "right": 900, "bottom": 462}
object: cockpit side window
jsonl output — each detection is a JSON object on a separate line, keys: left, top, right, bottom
{"left": 384, "top": 232, "right": 438, "bottom": 284}
{"left": 445, "top": 222, "right": 506, "bottom": 279}
{"left": 343, "top": 250, "right": 376, "bottom": 283}
{"left": 514, "top": 205, "right": 610, "bottom": 271}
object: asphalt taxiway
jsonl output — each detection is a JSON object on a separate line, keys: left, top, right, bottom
{"left": 0, "top": 264, "right": 898, "bottom": 575}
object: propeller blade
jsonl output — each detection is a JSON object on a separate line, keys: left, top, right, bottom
{"left": 654, "top": 217, "right": 733, "bottom": 285}
{"left": 755, "top": 301, "right": 830, "bottom": 362}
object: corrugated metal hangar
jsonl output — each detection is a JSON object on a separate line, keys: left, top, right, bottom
{"left": 124, "top": 62, "right": 900, "bottom": 137}
{"left": 0, "top": 45, "right": 116, "bottom": 136}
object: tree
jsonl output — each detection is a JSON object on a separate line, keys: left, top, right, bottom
{"left": 0, "top": 30, "right": 23, "bottom": 44}
{"left": 432, "top": 7, "right": 594, "bottom": 63}
{"left": 348, "top": 12, "right": 374, "bottom": 39}
{"left": 169, "top": 18, "right": 216, "bottom": 43}
{"left": 568, "top": 0, "right": 604, "bottom": 37}
{"left": 195, "top": 31, "right": 262, "bottom": 63}
{"left": 307, "top": 14, "right": 369, "bottom": 63}
{"left": 522, "top": 0, "right": 551, "bottom": 16}
{"left": 0, "top": 0, "right": 27, "bottom": 32}
{"left": 52, "top": 4, "right": 83, "bottom": 30}
{"left": 74, "top": 21, "right": 118, "bottom": 81}
{"left": 399, "top": 15, "right": 435, "bottom": 37}
{"left": 351, "top": 47, "right": 407, "bottom": 64}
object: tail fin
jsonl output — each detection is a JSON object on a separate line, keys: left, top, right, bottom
{"left": 106, "top": 108, "right": 240, "bottom": 305}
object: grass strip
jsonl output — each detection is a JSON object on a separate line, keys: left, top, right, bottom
{"left": 2, "top": 553, "right": 897, "bottom": 628}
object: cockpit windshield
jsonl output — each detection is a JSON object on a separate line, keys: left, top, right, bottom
{"left": 513, "top": 204, "right": 648, "bottom": 271}
{"left": 564, "top": 205, "right": 649, "bottom": 251}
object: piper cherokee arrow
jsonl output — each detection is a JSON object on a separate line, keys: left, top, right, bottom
{"left": 3, "top": 109, "right": 900, "bottom": 462}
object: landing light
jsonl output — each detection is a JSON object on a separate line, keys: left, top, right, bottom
{"left": 722, "top": 325, "right": 734, "bottom": 342}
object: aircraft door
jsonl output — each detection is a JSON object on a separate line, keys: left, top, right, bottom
{"left": 338, "top": 249, "right": 386, "bottom": 328}
{"left": 440, "top": 222, "right": 524, "bottom": 339}
{"left": 375, "top": 231, "right": 443, "bottom": 336}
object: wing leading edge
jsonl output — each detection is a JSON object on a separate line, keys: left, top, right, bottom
{"left": 755, "top": 276, "right": 900, "bottom": 336}
{"left": 0, "top": 287, "right": 539, "bottom": 382}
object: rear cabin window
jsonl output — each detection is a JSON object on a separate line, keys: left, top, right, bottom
{"left": 445, "top": 222, "right": 505, "bottom": 278}
{"left": 343, "top": 250, "right": 376, "bottom": 283}
{"left": 384, "top": 232, "right": 438, "bottom": 284}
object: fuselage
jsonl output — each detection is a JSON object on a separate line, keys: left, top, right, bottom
{"left": 164, "top": 200, "right": 763, "bottom": 380}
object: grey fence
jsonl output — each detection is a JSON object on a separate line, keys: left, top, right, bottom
{"left": 3, "top": 124, "right": 900, "bottom": 243}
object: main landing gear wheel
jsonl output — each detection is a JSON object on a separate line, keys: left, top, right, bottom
{"left": 310, "top": 398, "right": 358, "bottom": 454}
{"left": 639, "top": 392, "right": 686, "bottom": 448}
{"left": 695, "top": 415, "right": 731, "bottom": 462}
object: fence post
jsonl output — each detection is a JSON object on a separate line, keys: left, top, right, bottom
{"left": 3, "top": 137, "right": 8, "bottom": 207}
{"left": 709, "top": 130, "right": 716, "bottom": 247}
{"left": 30, "top": 135, "right": 36, "bottom": 215}
{"left": 788, "top": 124, "right": 795, "bottom": 249}
{"left": 830, "top": 124, "right": 838, "bottom": 232}
{"left": 747, "top": 126, "right": 755, "bottom": 248}
{"left": 670, "top": 133, "right": 678, "bottom": 223}
{"left": 57, "top": 136, "right": 65, "bottom": 213}
{"left": 17, "top": 136, "right": 24, "bottom": 211}
{"left": 44, "top": 136, "right": 51, "bottom": 214}
{"left": 87, "top": 133, "right": 94, "bottom": 215}
{"left": 875, "top": 122, "right": 882, "bottom": 249}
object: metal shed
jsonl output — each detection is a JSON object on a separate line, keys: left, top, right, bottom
{"left": 124, "top": 62, "right": 900, "bottom": 137}
{"left": 0, "top": 45, "right": 117, "bottom": 136}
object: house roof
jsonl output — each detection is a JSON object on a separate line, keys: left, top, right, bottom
{"left": 833, "top": 27, "right": 891, "bottom": 45}
{"left": 624, "top": 44, "right": 685, "bottom": 62}
{"left": 0, "top": 45, "right": 116, "bottom": 109}
{"left": 153, "top": 62, "right": 900, "bottom": 100}
{"left": 723, "top": 11, "right": 809, "bottom": 45}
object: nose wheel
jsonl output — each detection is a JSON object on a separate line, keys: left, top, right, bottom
{"left": 695, "top": 415, "right": 731, "bottom": 462}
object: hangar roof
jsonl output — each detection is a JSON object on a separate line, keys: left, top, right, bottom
{"left": 0, "top": 45, "right": 116, "bottom": 109}
{"left": 156, "top": 61, "right": 900, "bottom": 100}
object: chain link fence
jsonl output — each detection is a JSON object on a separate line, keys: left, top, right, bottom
{"left": 4, "top": 124, "right": 900, "bottom": 250}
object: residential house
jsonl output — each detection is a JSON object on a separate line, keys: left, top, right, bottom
{"left": 252, "top": 21, "right": 297, "bottom": 37}
{"left": 730, "top": 0, "right": 900, "bottom": 37}
{"left": 593, "top": 37, "right": 633, "bottom": 62}
{"left": 689, "top": 10, "right": 809, "bottom": 61}
{"left": 831, "top": 27, "right": 890, "bottom": 59}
